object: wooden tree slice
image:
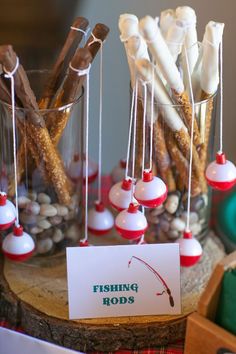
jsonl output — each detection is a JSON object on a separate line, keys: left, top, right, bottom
{"left": 0, "top": 232, "right": 225, "bottom": 352}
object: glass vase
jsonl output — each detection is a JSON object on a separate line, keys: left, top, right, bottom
{"left": 0, "top": 70, "right": 84, "bottom": 257}
{"left": 134, "top": 92, "right": 217, "bottom": 244}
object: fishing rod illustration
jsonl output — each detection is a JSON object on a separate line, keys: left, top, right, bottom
{"left": 128, "top": 255, "right": 174, "bottom": 307}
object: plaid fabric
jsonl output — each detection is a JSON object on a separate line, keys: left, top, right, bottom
{"left": 0, "top": 320, "right": 22, "bottom": 331}
{"left": 92, "top": 340, "right": 184, "bottom": 353}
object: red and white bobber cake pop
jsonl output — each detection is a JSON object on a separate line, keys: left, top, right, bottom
{"left": 109, "top": 178, "right": 133, "bottom": 211}
{"left": 111, "top": 159, "right": 126, "bottom": 184}
{"left": 115, "top": 202, "right": 148, "bottom": 240}
{"left": 205, "top": 152, "right": 236, "bottom": 191}
{"left": 88, "top": 201, "right": 114, "bottom": 236}
{"left": 176, "top": 230, "right": 202, "bottom": 267}
{"left": 0, "top": 192, "right": 16, "bottom": 230}
{"left": 68, "top": 154, "right": 98, "bottom": 184}
{"left": 134, "top": 170, "right": 167, "bottom": 208}
{"left": 2, "top": 225, "right": 35, "bottom": 262}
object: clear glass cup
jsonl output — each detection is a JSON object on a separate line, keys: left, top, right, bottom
{"left": 133, "top": 92, "right": 217, "bottom": 244}
{"left": 0, "top": 70, "right": 84, "bottom": 257}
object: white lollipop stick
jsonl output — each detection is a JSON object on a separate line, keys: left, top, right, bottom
{"left": 201, "top": 21, "right": 224, "bottom": 95}
{"left": 139, "top": 15, "right": 184, "bottom": 94}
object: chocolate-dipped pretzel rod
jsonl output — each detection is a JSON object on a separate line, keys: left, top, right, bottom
{"left": 0, "top": 77, "right": 47, "bottom": 196}
{"left": 17, "top": 23, "right": 109, "bottom": 181}
{"left": 0, "top": 45, "right": 72, "bottom": 205}
{"left": 51, "top": 23, "right": 109, "bottom": 109}
{"left": 16, "top": 17, "right": 89, "bottom": 175}
{"left": 84, "top": 23, "right": 109, "bottom": 59}
{"left": 139, "top": 16, "right": 201, "bottom": 148}
{"left": 48, "top": 23, "right": 109, "bottom": 146}
{"left": 0, "top": 78, "right": 50, "bottom": 187}
{"left": 49, "top": 48, "right": 92, "bottom": 146}
{"left": 39, "top": 17, "right": 89, "bottom": 109}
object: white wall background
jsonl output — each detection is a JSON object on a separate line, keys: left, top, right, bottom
{"left": 77, "top": 0, "right": 236, "bottom": 173}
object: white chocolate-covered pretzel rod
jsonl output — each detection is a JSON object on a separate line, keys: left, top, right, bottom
{"left": 199, "top": 21, "right": 224, "bottom": 168}
{"left": 126, "top": 35, "right": 159, "bottom": 124}
{"left": 139, "top": 15, "right": 184, "bottom": 94}
{"left": 165, "top": 19, "right": 186, "bottom": 63}
{"left": 176, "top": 6, "right": 199, "bottom": 87}
{"left": 139, "top": 15, "right": 201, "bottom": 146}
{"left": 201, "top": 21, "right": 224, "bottom": 96}
{"left": 159, "top": 9, "right": 175, "bottom": 39}
{"left": 135, "top": 59, "right": 185, "bottom": 130}
{"left": 135, "top": 58, "right": 202, "bottom": 181}
{"left": 119, "top": 14, "right": 149, "bottom": 88}
{"left": 119, "top": 15, "right": 151, "bottom": 176}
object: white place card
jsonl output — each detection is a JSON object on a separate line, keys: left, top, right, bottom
{"left": 0, "top": 327, "right": 83, "bottom": 354}
{"left": 66, "top": 244, "right": 181, "bottom": 319}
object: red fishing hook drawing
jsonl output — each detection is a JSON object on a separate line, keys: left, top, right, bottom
{"left": 128, "top": 256, "right": 175, "bottom": 307}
